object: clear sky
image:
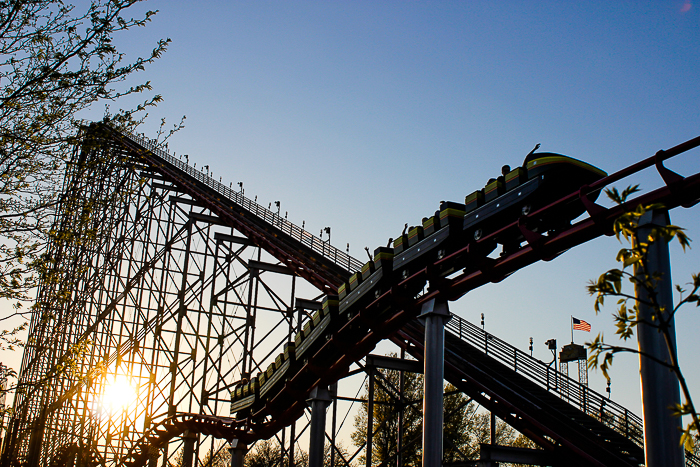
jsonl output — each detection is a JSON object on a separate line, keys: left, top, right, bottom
{"left": 83, "top": 0, "right": 700, "bottom": 427}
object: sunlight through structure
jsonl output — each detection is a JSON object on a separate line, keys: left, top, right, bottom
{"left": 9, "top": 124, "right": 700, "bottom": 466}
{"left": 99, "top": 374, "right": 138, "bottom": 418}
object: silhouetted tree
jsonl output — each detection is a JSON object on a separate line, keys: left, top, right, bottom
{"left": 351, "top": 355, "right": 534, "bottom": 465}
{"left": 0, "top": 0, "right": 179, "bottom": 402}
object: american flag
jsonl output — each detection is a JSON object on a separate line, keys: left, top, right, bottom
{"left": 572, "top": 317, "right": 591, "bottom": 332}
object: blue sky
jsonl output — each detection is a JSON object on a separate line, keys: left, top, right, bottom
{"left": 95, "top": 0, "right": 700, "bottom": 422}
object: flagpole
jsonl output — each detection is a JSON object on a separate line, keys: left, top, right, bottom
{"left": 571, "top": 315, "right": 574, "bottom": 343}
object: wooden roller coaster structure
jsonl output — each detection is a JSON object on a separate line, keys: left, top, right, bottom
{"left": 5, "top": 123, "right": 700, "bottom": 466}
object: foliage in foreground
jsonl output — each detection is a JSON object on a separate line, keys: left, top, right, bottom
{"left": 1, "top": 0, "right": 168, "bottom": 311}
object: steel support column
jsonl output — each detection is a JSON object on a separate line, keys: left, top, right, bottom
{"left": 635, "top": 209, "right": 683, "bottom": 467}
{"left": 419, "top": 298, "right": 451, "bottom": 467}
{"left": 307, "top": 385, "right": 332, "bottom": 467}
{"left": 329, "top": 382, "right": 338, "bottom": 467}
{"left": 229, "top": 440, "right": 247, "bottom": 467}
{"left": 148, "top": 446, "right": 159, "bottom": 467}
{"left": 397, "top": 349, "right": 406, "bottom": 467}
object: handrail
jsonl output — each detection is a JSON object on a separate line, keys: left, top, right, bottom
{"left": 445, "top": 313, "right": 645, "bottom": 447}
{"left": 118, "top": 130, "right": 363, "bottom": 274}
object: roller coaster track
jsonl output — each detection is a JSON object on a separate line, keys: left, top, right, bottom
{"left": 26, "top": 125, "right": 700, "bottom": 466}
{"left": 7, "top": 123, "right": 361, "bottom": 434}
{"left": 122, "top": 311, "right": 700, "bottom": 466}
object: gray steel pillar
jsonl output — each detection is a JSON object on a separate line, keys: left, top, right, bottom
{"left": 229, "top": 439, "right": 247, "bottom": 467}
{"left": 308, "top": 385, "right": 332, "bottom": 467}
{"left": 419, "top": 298, "right": 451, "bottom": 467}
{"left": 330, "top": 382, "right": 338, "bottom": 467}
{"left": 397, "top": 349, "right": 406, "bottom": 467}
{"left": 635, "top": 209, "right": 684, "bottom": 467}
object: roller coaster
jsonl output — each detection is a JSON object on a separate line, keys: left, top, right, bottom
{"left": 225, "top": 148, "right": 608, "bottom": 425}
{"left": 5, "top": 122, "right": 700, "bottom": 466}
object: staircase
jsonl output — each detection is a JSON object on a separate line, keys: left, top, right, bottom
{"left": 394, "top": 313, "right": 700, "bottom": 466}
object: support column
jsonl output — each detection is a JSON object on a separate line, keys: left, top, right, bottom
{"left": 366, "top": 366, "right": 374, "bottom": 467}
{"left": 330, "top": 382, "right": 338, "bottom": 467}
{"left": 419, "top": 298, "right": 451, "bottom": 467}
{"left": 635, "top": 209, "right": 683, "bottom": 467}
{"left": 229, "top": 439, "right": 247, "bottom": 467}
{"left": 397, "top": 349, "right": 405, "bottom": 467}
{"left": 180, "top": 430, "right": 197, "bottom": 467}
{"left": 307, "top": 385, "right": 332, "bottom": 467}
{"left": 26, "top": 408, "right": 47, "bottom": 467}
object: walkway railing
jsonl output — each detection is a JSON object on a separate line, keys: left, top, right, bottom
{"left": 119, "top": 131, "right": 364, "bottom": 274}
{"left": 446, "top": 313, "right": 644, "bottom": 447}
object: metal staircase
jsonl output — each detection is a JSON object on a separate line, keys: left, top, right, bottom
{"left": 394, "top": 312, "right": 700, "bottom": 466}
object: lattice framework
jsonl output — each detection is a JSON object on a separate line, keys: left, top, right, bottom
{"left": 6, "top": 132, "right": 323, "bottom": 466}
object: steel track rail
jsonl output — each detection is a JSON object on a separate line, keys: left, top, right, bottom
{"left": 244, "top": 136, "right": 700, "bottom": 445}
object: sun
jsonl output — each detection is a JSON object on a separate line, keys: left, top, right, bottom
{"left": 100, "top": 374, "right": 137, "bottom": 415}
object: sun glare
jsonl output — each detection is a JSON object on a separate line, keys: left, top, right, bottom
{"left": 100, "top": 374, "right": 137, "bottom": 416}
